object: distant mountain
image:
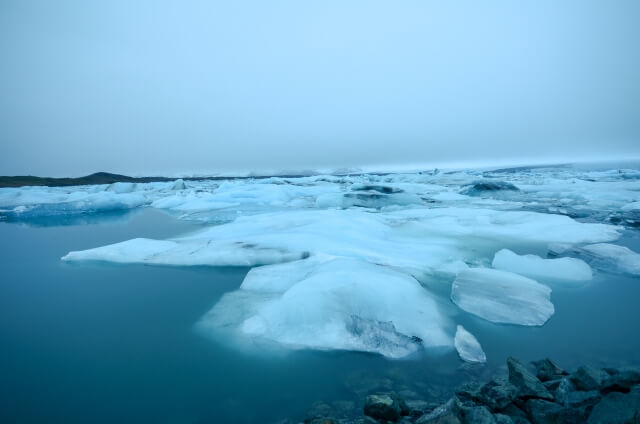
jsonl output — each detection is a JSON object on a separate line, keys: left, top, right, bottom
{"left": 0, "top": 172, "right": 175, "bottom": 188}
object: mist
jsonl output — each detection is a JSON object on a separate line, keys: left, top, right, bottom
{"left": 1, "top": 0, "right": 639, "bottom": 177}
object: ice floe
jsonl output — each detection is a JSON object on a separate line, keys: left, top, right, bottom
{"left": 492, "top": 249, "right": 592, "bottom": 282}
{"left": 199, "top": 257, "right": 452, "bottom": 358}
{"left": 451, "top": 268, "right": 554, "bottom": 326}
{"left": 454, "top": 325, "right": 486, "bottom": 363}
{"left": 4, "top": 162, "right": 639, "bottom": 359}
{"left": 580, "top": 243, "right": 640, "bottom": 276}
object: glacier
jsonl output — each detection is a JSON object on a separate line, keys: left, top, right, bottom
{"left": 3, "top": 163, "right": 639, "bottom": 359}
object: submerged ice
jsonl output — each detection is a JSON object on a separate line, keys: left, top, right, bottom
{"left": 4, "top": 163, "right": 639, "bottom": 359}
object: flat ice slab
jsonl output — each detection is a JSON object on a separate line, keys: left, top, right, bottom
{"left": 454, "top": 325, "right": 486, "bottom": 363}
{"left": 492, "top": 249, "right": 592, "bottom": 282}
{"left": 451, "top": 268, "right": 554, "bottom": 326}
{"left": 581, "top": 243, "right": 640, "bottom": 276}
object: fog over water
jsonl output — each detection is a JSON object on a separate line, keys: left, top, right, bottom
{"left": 1, "top": 1, "right": 639, "bottom": 176}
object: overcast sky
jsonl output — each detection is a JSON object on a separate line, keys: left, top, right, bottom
{"left": 1, "top": 1, "right": 639, "bottom": 177}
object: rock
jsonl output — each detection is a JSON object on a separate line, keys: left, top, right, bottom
{"left": 531, "top": 359, "right": 568, "bottom": 382}
{"left": 500, "top": 404, "right": 530, "bottom": 423}
{"left": 463, "top": 406, "right": 496, "bottom": 423}
{"left": 304, "top": 418, "right": 337, "bottom": 424}
{"left": 570, "top": 365, "right": 608, "bottom": 391}
{"left": 525, "top": 399, "right": 564, "bottom": 424}
{"left": 507, "top": 357, "right": 553, "bottom": 400}
{"left": 416, "top": 397, "right": 462, "bottom": 424}
{"left": 493, "top": 414, "right": 514, "bottom": 424}
{"left": 363, "top": 392, "right": 407, "bottom": 422}
{"left": 552, "top": 377, "right": 574, "bottom": 406}
{"left": 566, "top": 390, "right": 601, "bottom": 409}
{"left": 476, "top": 376, "right": 518, "bottom": 411}
{"left": 587, "top": 391, "right": 640, "bottom": 423}
{"left": 601, "top": 367, "right": 640, "bottom": 393}
{"left": 405, "top": 400, "right": 439, "bottom": 418}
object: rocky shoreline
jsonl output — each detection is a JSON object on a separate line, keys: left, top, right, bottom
{"left": 295, "top": 357, "right": 640, "bottom": 424}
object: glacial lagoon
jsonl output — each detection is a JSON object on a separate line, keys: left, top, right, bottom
{"left": 1, "top": 163, "right": 639, "bottom": 423}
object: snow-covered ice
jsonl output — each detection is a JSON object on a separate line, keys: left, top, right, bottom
{"left": 492, "top": 249, "right": 592, "bottom": 282}
{"left": 454, "top": 325, "right": 486, "bottom": 363}
{"left": 451, "top": 268, "right": 555, "bottom": 326}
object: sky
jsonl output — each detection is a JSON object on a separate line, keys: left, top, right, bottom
{"left": 1, "top": 1, "right": 639, "bottom": 177}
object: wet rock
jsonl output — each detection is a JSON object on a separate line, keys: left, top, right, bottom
{"left": 525, "top": 399, "right": 564, "bottom": 424}
{"left": 601, "top": 367, "right": 640, "bottom": 393}
{"left": 566, "top": 390, "right": 601, "bottom": 409}
{"left": 416, "top": 397, "right": 462, "bottom": 424}
{"left": 570, "top": 365, "right": 608, "bottom": 391}
{"left": 497, "top": 404, "right": 529, "bottom": 423}
{"left": 405, "top": 400, "right": 439, "bottom": 418}
{"left": 463, "top": 406, "right": 496, "bottom": 423}
{"left": 363, "top": 392, "right": 407, "bottom": 422}
{"left": 530, "top": 359, "right": 568, "bottom": 382}
{"left": 587, "top": 391, "right": 640, "bottom": 423}
{"left": 507, "top": 357, "right": 553, "bottom": 400}
{"left": 493, "top": 414, "right": 513, "bottom": 424}
{"left": 552, "top": 377, "right": 574, "bottom": 406}
{"left": 476, "top": 376, "right": 518, "bottom": 411}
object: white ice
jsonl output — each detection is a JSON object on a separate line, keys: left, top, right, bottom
{"left": 451, "top": 268, "right": 554, "bottom": 326}
{"left": 580, "top": 243, "right": 640, "bottom": 276}
{"left": 492, "top": 249, "right": 592, "bottom": 282}
{"left": 199, "top": 257, "right": 452, "bottom": 358}
{"left": 4, "top": 164, "right": 637, "bottom": 359}
{"left": 454, "top": 325, "right": 486, "bottom": 363}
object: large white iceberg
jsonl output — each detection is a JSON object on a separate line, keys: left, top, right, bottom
{"left": 451, "top": 268, "right": 554, "bottom": 326}
{"left": 198, "top": 257, "right": 452, "bottom": 358}
{"left": 492, "top": 249, "right": 592, "bottom": 282}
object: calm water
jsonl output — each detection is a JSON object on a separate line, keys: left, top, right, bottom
{"left": 1, "top": 209, "right": 639, "bottom": 423}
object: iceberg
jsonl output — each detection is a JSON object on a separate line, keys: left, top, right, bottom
{"left": 451, "top": 268, "right": 554, "bottom": 326}
{"left": 492, "top": 249, "right": 592, "bottom": 282}
{"left": 199, "top": 257, "right": 452, "bottom": 358}
{"left": 454, "top": 325, "right": 486, "bottom": 363}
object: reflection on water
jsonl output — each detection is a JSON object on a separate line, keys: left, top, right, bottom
{"left": 0, "top": 209, "right": 639, "bottom": 423}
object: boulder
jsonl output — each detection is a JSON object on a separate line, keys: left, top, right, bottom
{"left": 570, "top": 366, "right": 608, "bottom": 391}
{"left": 531, "top": 359, "right": 568, "bottom": 382}
{"left": 587, "top": 391, "right": 640, "bottom": 423}
{"left": 550, "top": 377, "right": 573, "bottom": 407}
{"left": 507, "top": 357, "right": 553, "bottom": 400}
{"left": 363, "top": 392, "right": 407, "bottom": 422}
{"left": 493, "top": 414, "right": 514, "bottom": 424}
{"left": 416, "top": 397, "right": 463, "bottom": 424}
{"left": 476, "top": 376, "right": 519, "bottom": 411}
{"left": 525, "top": 399, "right": 564, "bottom": 424}
{"left": 463, "top": 406, "right": 497, "bottom": 423}
{"left": 601, "top": 367, "right": 640, "bottom": 393}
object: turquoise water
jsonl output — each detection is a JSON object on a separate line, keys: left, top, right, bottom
{"left": 1, "top": 208, "right": 639, "bottom": 423}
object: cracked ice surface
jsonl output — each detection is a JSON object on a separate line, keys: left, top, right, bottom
{"left": 4, "top": 163, "right": 639, "bottom": 358}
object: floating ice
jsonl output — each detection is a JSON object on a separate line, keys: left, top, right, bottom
{"left": 5, "top": 163, "right": 637, "bottom": 358}
{"left": 451, "top": 268, "right": 554, "bottom": 326}
{"left": 199, "top": 257, "right": 452, "bottom": 358}
{"left": 454, "top": 325, "right": 486, "bottom": 363}
{"left": 492, "top": 249, "right": 592, "bottom": 282}
{"left": 580, "top": 243, "right": 640, "bottom": 276}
